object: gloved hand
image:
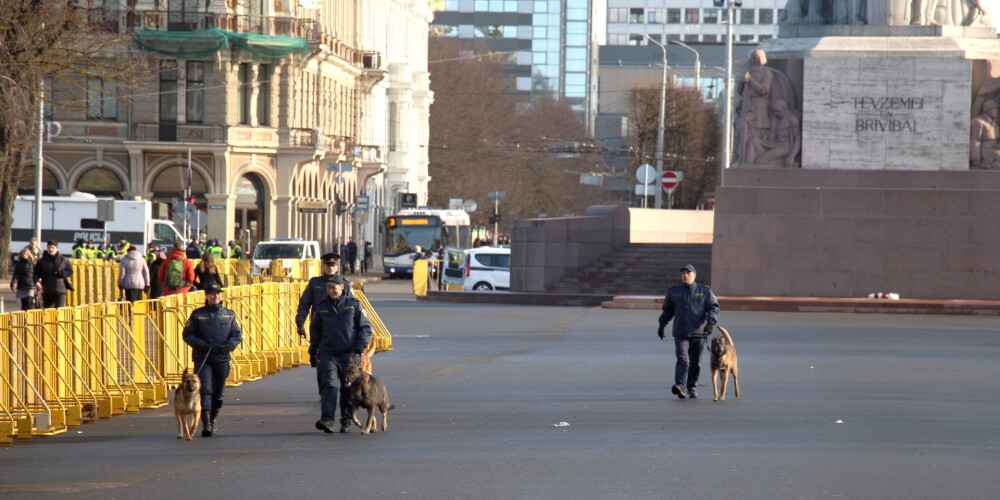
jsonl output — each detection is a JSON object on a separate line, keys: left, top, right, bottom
{"left": 703, "top": 323, "right": 715, "bottom": 336}
{"left": 657, "top": 326, "right": 665, "bottom": 340}
{"left": 219, "top": 344, "right": 232, "bottom": 354}
{"left": 297, "top": 325, "right": 307, "bottom": 338}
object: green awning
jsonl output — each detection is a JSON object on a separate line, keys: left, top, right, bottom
{"left": 135, "top": 28, "right": 307, "bottom": 59}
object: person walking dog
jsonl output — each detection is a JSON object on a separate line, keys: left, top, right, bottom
{"left": 657, "top": 264, "right": 720, "bottom": 400}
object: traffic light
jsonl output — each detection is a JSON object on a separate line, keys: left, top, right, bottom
{"left": 488, "top": 215, "right": 497, "bottom": 224}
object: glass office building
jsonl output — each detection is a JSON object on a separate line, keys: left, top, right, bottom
{"left": 433, "top": 0, "right": 598, "bottom": 134}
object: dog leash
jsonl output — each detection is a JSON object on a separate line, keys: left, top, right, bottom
{"left": 194, "top": 347, "right": 211, "bottom": 374}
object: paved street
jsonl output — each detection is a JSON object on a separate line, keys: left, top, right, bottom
{"left": 1, "top": 280, "right": 998, "bottom": 499}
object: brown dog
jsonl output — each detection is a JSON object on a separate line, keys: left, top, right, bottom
{"left": 710, "top": 326, "right": 741, "bottom": 402}
{"left": 174, "top": 370, "right": 201, "bottom": 440}
{"left": 344, "top": 358, "right": 394, "bottom": 435}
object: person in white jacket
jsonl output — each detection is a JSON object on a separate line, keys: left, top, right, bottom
{"left": 118, "top": 245, "right": 151, "bottom": 302}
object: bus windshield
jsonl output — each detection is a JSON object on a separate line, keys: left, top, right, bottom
{"left": 386, "top": 225, "right": 441, "bottom": 255}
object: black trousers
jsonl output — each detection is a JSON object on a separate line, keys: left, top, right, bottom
{"left": 41, "top": 291, "right": 66, "bottom": 309}
{"left": 196, "top": 360, "right": 231, "bottom": 412}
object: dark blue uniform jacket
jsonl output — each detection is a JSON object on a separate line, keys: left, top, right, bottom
{"left": 183, "top": 302, "right": 243, "bottom": 363}
{"left": 658, "top": 282, "right": 720, "bottom": 338}
{"left": 309, "top": 294, "right": 372, "bottom": 356}
{"left": 295, "top": 274, "right": 353, "bottom": 328}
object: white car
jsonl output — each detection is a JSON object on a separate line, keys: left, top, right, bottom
{"left": 251, "top": 238, "right": 321, "bottom": 274}
{"left": 462, "top": 246, "right": 511, "bottom": 291}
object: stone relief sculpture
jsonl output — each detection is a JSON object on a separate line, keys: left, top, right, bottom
{"left": 733, "top": 50, "right": 802, "bottom": 168}
{"left": 784, "top": 0, "right": 991, "bottom": 25}
{"left": 970, "top": 100, "right": 1000, "bottom": 169}
{"left": 900, "top": 0, "right": 992, "bottom": 25}
{"left": 783, "top": 0, "right": 868, "bottom": 24}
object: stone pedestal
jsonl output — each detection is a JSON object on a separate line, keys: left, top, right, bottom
{"left": 758, "top": 34, "right": 1000, "bottom": 170}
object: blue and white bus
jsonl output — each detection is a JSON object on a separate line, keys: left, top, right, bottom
{"left": 382, "top": 208, "right": 471, "bottom": 277}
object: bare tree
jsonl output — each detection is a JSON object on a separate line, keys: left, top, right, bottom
{"left": 427, "top": 38, "right": 604, "bottom": 234}
{"left": 0, "top": 0, "right": 147, "bottom": 276}
{"left": 628, "top": 84, "right": 721, "bottom": 209}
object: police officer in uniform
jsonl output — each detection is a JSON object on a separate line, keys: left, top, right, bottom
{"left": 228, "top": 240, "right": 243, "bottom": 259}
{"left": 309, "top": 274, "right": 372, "bottom": 433}
{"left": 657, "top": 264, "right": 720, "bottom": 400}
{"left": 182, "top": 282, "right": 243, "bottom": 436}
{"left": 295, "top": 253, "right": 352, "bottom": 339}
{"left": 206, "top": 239, "right": 226, "bottom": 259}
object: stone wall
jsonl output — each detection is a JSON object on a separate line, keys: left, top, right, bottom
{"left": 712, "top": 169, "right": 1000, "bottom": 299}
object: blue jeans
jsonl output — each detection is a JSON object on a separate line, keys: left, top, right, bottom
{"left": 196, "top": 360, "right": 231, "bottom": 411}
{"left": 316, "top": 352, "right": 353, "bottom": 425}
{"left": 674, "top": 337, "right": 707, "bottom": 390}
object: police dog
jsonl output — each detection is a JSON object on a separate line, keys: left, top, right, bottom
{"left": 174, "top": 370, "right": 201, "bottom": 440}
{"left": 344, "top": 358, "right": 394, "bottom": 435}
{"left": 710, "top": 326, "right": 741, "bottom": 402}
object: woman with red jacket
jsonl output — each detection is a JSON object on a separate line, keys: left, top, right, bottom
{"left": 158, "top": 240, "right": 197, "bottom": 295}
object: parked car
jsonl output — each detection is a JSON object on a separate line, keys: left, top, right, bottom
{"left": 251, "top": 238, "right": 321, "bottom": 274}
{"left": 463, "top": 246, "right": 510, "bottom": 291}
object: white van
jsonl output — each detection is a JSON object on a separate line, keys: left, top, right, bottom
{"left": 251, "top": 238, "right": 321, "bottom": 274}
{"left": 462, "top": 246, "right": 511, "bottom": 291}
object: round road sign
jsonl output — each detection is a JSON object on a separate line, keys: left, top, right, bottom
{"left": 661, "top": 171, "right": 679, "bottom": 190}
{"left": 707, "top": 194, "right": 716, "bottom": 207}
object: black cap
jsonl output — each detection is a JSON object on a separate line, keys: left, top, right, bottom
{"left": 324, "top": 275, "right": 346, "bottom": 286}
{"left": 204, "top": 282, "right": 224, "bottom": 294}
{"left": 680, "top": 264, "right": 697, "bottom": 274}
{"left": 321, "top": 253, "right": 341, "bottom": 265}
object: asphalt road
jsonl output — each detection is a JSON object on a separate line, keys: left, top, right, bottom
{"left": 1, "top": 280, "right": 998, "bottom": 499}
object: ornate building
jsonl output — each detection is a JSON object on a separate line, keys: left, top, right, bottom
{"left": 25, "top": 0, "right": 432, "bottom": 260}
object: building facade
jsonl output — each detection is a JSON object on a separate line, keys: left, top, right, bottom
{"left": 431, "top": 0, "right": 599, "bottom": 134}
{"left": 25, "top": 0, "right": 431, "bottom": 262}
{"left": 606, "top": 0, "right": 784, "bottom": 44}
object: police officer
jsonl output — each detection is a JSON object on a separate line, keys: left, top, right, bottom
{"left": 86, "top": 240, "right": 98, "bottom": 259}
{"left": 182, "top": 282, "right": 243, "bottom": 436}
{"left": 295, "top": 253, "right": 352, "bottom": 339}
{"left": 228, "top": 240, "right": 243, "bottom": 259}
{"left": 309, "top": 274, "right": 371, "bottom": 433}
{"left": 206, "top": 239, "right": 226, "bottom": 259}
{"left": 145, "top": 244, "right": 160, "bottom": 265}
{"left": 657, "top": 264, "right": 720, "bottom": 400}
{"left": 71, "top": 238, "right": 88, "bottom": 259}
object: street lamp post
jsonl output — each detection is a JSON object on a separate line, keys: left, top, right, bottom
{"left": 667, "top": 40, "right": 700, "bottom": 92}
{"left": 721, "top": 2, "right": 736, "bottom": 186}
{"left": 644, "top": 35, "right": 667, "bottom": 210}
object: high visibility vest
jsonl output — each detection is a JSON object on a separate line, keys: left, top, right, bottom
{"left": 146, "top": 251, "right": 157, "bottom": 264}
{"left": 230, "top": 245, "right": 243, "bottom": 259}
{"left": 72, "top": 247, "right": 87, "bottom": 259}
{"left": 208, "top": 246, "right": 224, "bottom": 259}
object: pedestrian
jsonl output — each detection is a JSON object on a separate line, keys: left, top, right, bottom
{"left": 117, "top": 245, "right": 150, "bottom": 302}
{"left": 159, "top": 239, "right": 196, "bottom": 295}
{"left": 148, "top": 251, "right": 167, "bottom": 299}
{"left": 182, "top": 282, "right": 242, "bottom": 437}
{"left": 33, "top": 240, "right": 74, "bottom": 308}
{"left": 193, "top": 252, "right": 224, "bottom": 292}
{"left": 10, "top": 248, "right": 37, "bottom": 311}
{"left": 228, "top": 240, "right": 243, "bottom": 259}
{"left": 345, "top": 238, "right": 358, "bottom": 274}
{"left": 308, "top": 274, "right": 372, "bottom": 433}
{"left": 362, "top": 241, "right": 372, "bottom": 273}
{"left": 22, "top": 237, "right": 41, "bottom": 260}
{"left": 186, "top": 239, "right": 204, "bottom": 259}
{"left": 295, "top": 253, "right": 352, "bottom": 339}
{"left": 657, "top": 264, "right": 720, "bottom": 400}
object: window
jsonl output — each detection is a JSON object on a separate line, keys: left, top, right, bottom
{"left": 741, "top": 9, "right": 755, "bottom": 24}
{"left": 666, "top": 33, "right": 681, "bottom": 41}
{"left": 647, "top": 34, "right": 662, "bottom": 43}
{"left": 257, "top": 64, "right": 270, "bottom": 126}
{"left": 703, "top": 34, "right": 718, "bottom": 42}
{"left": 609, "top": 7, "right": 627, "bottom": 22}
{"left": 607, "top": 33, "right": 627, "bottom": 45}
{"left": 238, "top": 63, "right": 250, "bottom": 125}
{"left": 388, "top": 102, "right": 397, "bottom": 152}
{"left": 740, "top": 34, "right": 755, "bottom": 42}
{"left": 667, "top": 9, "right": 681, "bottom": 23}
{"left": 685, "top": 8, "right": 700, "bottom": 24}
{"left": 759, "top": 34, "right": 773, "bottom": 40}
{"left": 628, "top": 34, "right": 645, "bottom": 45}
{"left": 629, "top": 8, "right": 644, "bottom": 23}
{"left": 648, "top": 8, "right": 663, "bottom": 23}
{"left": 87, "top": 78, "right": 117, "bottom": 120}
{"left": 760, "top": 9, "right": 774, "bottom": 24}
{"left": 704, "top": 9, "right": 719, "bottom": 24}
{"left": 186, "top": 61, "right": 204, "bottom": 123}
{"left": 159, "top": 60, "right": 178, "bottom": 123}
{"left": 684, "top": 34, "right": 698, "bottom": 42}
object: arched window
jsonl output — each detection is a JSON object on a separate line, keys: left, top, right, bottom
{"left": 76, "top": 167, "right": 125, "bottom": 197}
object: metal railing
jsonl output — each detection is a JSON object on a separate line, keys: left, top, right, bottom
{"left": 1, "top": 259, "right": 391, "bottom": 445}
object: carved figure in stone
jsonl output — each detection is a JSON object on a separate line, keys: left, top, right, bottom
{"left": 970, "top": 100, "right": 1000, "bottom": 169}
{"left": 903, "top": 0, "right": 991, "bottom": 25}
{"left": 747, "top": 100, "right": 801, "bottom": 168}
{"left": 736, "top": 50, "right": 774, "bottom": 165}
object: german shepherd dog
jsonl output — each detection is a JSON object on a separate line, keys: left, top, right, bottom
{"left": 344, "top": 358, "right": 394, "bottom": 435}
{"left": 174, "top": 370, "right": 202, "bottom": 440}
{"left": 710, "top": 326, "right": 741, "bottom": 402}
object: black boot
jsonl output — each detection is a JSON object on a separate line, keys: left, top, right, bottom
{"left": 209, "top": 410, "right": 219, "bottom": 435}
{"left": 201, "top": 410, "right": 213, "bottom": 437}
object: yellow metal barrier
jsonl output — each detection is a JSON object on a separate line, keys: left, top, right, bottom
{"left": 1, "top": 263, "right": 392, "bottom": 446}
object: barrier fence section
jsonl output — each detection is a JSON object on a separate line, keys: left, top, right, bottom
{"left": 0, "top": 259, "right": 391, "bottom": 446}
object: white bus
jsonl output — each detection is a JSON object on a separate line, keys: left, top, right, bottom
{"left": 382, "top": 208, "right": 471, "bottom": 277}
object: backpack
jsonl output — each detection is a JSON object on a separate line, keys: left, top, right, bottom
{"left": 164, "top": 258, "right": 187, "bottom": 288}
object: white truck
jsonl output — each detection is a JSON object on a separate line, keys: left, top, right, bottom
{"left": 11, "top": 193, "right": 186, "bottom": 256}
